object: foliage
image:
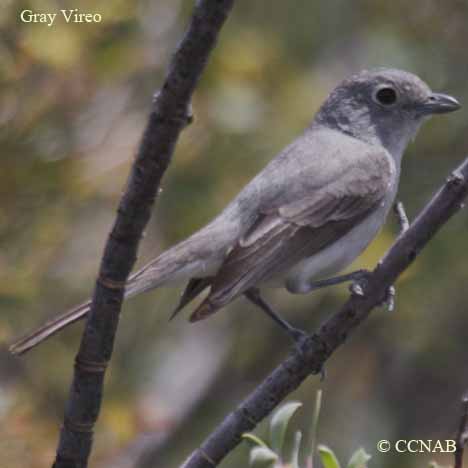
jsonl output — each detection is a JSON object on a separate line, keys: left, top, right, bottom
{"left": 243, "top": 392, "right": 372, "bottom": 468}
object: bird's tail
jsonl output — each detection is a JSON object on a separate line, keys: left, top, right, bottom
{"left": 9, "top": 227, "right": 226, "bottom": 356}
{"left": 9, "top": 300, "right": 93, "bottom": 356}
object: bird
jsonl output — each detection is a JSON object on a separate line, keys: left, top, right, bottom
{"left": 9, "top": 68, "right": 461, "bottom": 356}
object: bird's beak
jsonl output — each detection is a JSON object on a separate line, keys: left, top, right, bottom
{"left": 419, "top": 93, "right": 461, "bottom": 115}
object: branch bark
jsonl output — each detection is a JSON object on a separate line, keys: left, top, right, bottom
{"left": 181, "top": 157, "right": 468, "bottom": 468}
{"left": 455, "top": 394, "right": 468, "bottom": 468}
{"left": 51, "top": 1, "right": 235, "bottom": 467}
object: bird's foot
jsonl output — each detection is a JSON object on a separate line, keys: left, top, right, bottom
{"left": 393, "top": 201, "right": 410, "bottom": 235}
{"left": 289, "top": 326, "right": 309, "bottom": 343}
{"left": 287, "top": 326, "right": 310, "bottom": 356}
{"left": 382, "top": 285, "right": 396, "bottom": 312}
{"left": 286, "top": 325, "right": 327, "bottom": 380}
{"left": 245, "top": 288, "right": 312, "bottom": 350}
{"left": 289, "top": 329, "right": 326, "bottom": 380}
{"left": 349, "top": 273, "right": 396, "bottom": 312}
{"left": 306, "top": 268, "right": 370, "bottom": 292}
{"left": 348, "top": 270, "right": 372, "bottom": 297}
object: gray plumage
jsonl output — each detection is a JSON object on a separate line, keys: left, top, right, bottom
{"left": 10, "top": 68, "right": 460, "bottom": 354}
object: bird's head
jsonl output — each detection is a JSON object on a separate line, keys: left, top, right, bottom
{"left": 315, "top": 68, "right": 461, "bottom": 157}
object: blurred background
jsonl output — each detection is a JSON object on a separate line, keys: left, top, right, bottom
{"left": 1, "top": 0, "right": 468, "bottom": 467}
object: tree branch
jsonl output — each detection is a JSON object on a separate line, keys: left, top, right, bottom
{"left": 180, "top": 157, "right": 468, "bottom": 468}
{"left": 455, "top": 394, "right": 468, "bottom": 468}
{"left": 51, "top": 1, "right": 235, "bottom": 467}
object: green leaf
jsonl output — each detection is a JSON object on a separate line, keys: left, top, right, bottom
{"left": 242, "top": 432, "right": 269, "bottom": 448}
{"left": 318, "top": 445, "right": 342, "bottom": 468}
{"left": 291, "top": 431, "right": 302, "bottom": 468}
{"left": 347, "top": 448, "right": 371, "bottom": 468}
{"left": 270, "top": 401, "right": 303, "bottom": 455}
{"left": 249, "top": 446, "right": 279, "bottom": 467}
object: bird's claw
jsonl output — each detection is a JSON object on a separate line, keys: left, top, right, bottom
{"left": 349, "top": 282, "right": 365, "bottom": 296}
{"left": 290, "top": 327, "right": 309, "bottom": 344}
{"left": 349, "top": 270, "right": 372, "bottom": 297}
{"left": 349, "top": 273, "right": 396, "bottom": 312}
{"left": 289, "top": 329, "right": 326, "bottom": 380}
{"left": 289, "top": 327, "right": 311, "bottom": 357}
{"left": 382, "top": 285, "right": 396, "bottom": 312}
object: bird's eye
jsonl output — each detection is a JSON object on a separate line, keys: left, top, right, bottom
{"left": 373, "top": 86, "right": 398, "bottom": 106}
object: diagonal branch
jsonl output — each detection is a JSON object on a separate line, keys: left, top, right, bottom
{"left": 51, "top": 1, "right": 236, "bottom": 467}
{"left": 180, "top": 157, "right": 468, "bottom": 468}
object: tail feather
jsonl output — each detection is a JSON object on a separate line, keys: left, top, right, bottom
{"left": 9, "top": 226, "right": 227, "bottom": 356}
{"left": 9, "top": 211, "right": 237, "bottom": 357}
{"left": 169, "top": 277, "right": 212, "bottom": 321}
{"left": 9, "top": 300, "right": 92, "bottom": 356}
{"left": 8, "top": 262, "right": 175, "bottom": 356}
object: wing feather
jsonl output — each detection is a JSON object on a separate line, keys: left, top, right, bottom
{"left": 190, "top": 155, "right": 393, "bottom": 321}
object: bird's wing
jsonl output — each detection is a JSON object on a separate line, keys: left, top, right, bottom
{"left": 190, "top": 153, "right": 393, "bottom": 321}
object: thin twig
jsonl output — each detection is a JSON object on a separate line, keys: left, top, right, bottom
{"left": 454, "top": 394, "right": 468, "bottom": 468}
{"left": 51, "top": 1, "right": 235, "bottom": 467}
{"left": 180, "top": 158, "right": 468, "bottom": 468}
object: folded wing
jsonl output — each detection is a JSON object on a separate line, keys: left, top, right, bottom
{"left": 189, "top": 160, "right": 391, "bottom": 321}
